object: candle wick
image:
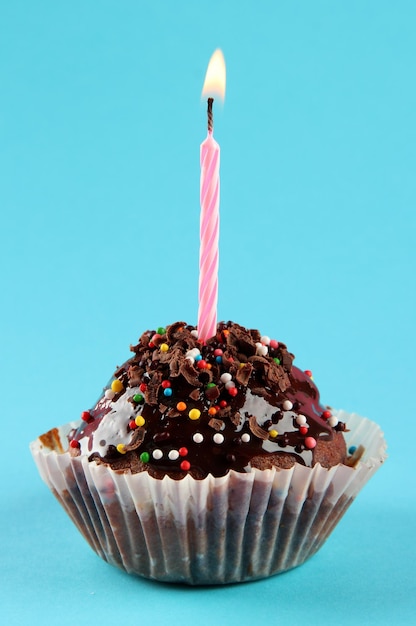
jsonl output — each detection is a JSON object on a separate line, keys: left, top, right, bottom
{"left": 207, "top": 97, "right": 214, "bottom": 133}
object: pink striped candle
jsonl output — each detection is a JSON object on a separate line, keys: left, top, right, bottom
{"left": 198, "top": 50, "right": 226, "bottom": 342}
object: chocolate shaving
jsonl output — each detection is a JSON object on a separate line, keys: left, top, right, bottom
{"left": 208, "top": 418, "right": 224, "bottom": 431}
{"left": 229, "top": 411, "right": 241, "bottom": 427}
{"left": 205, "top": 385, "right": 220, "bottom": 401}
{"left": 179, "top": 359, "right": 201, "bottom": 386}
{"left": 235, "top": 363, "right": 253, "bottom": 386}
{"left": 249, "top": 415, "right": 269, "bottom": 440}
{"left": 189, "top": 389, "right": 200, "bottom": 401}
{"left": 127, "top": 364, "right": 143, "bottom": 387}
{"left": 124, "top": 428, "right": 146, "bottom": 451}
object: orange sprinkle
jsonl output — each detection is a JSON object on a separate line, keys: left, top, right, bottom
{"left": 208, "top": 407, "right": 217, "bottom": 416}
{"left": 176, "top": 402, "right": 187, "bottom": 412}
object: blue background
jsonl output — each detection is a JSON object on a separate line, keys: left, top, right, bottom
{"left": 1, "top": 1, "right": 415, "bottom": 624}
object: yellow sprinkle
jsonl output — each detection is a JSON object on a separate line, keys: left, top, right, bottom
{"left": 135, "top": 415, "right": 145, "bottom": 427}
{"left": 116, "top": 443, "right": 126, "bottom": 454}
{"left": 111, "top": 379, "right": 124, "bottom": 393}
{"left": 160, "top": 343, "right": 169, "bottom": 352}
{"left": 269, "top": 429, "right": 278, "bottom": 438}
{"left": 188, "top": 408, "right": 201, "bottom": 421}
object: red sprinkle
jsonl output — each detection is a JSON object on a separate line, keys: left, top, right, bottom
{"left": 322, "top": 410, "right": 332, "bottom": 420}
{"left": 214, "top": 349, "right": 223, "bottom": 356}
{"left": 197, "top": 360, "right": 207, "bottom": 369}
{"left": 139, "top": 383, "right": 147, "bottom": 392}
{"left": 305, "top": 436, "right": 317, "bottom": 449}
{"left": 304, "top": 370, "right": 313, "bottom": 377}
{"left": 179, "top": 447, "right": 188, "bottom": 457}
{"left": 81, "top": 411, "right": 92, "bottom": 422}
{"left": 228, "top": 387, "right": 238, "bottom": 397}
{"left": 129, "top": 420, "right": 137, "bottom": 430}
{"left": 69, "top": 439, "right": 80, "bottom": 449}
{"left": 269, "top": 339, "right": 279, "bottom": 349}
{"left": 219, "top": 400, "right": 228, "bottom": 408}
{"left": 180, "top": 460, "right": 191, "bottom": 471}
{"left": 299, "top": 426, "right": 308, "bottom": 435}
{"left": 161, "top": 380, "right": 171, "bottom": 389}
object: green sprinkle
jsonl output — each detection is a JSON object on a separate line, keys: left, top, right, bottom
{"left": 133, "top": 394, "right": 144, "bottom": 403}
{"left": 206, "top": 383, "right": 216, "bottom": 389}
{"left": 273, "top": 358, "right": 281, "bottom": 365}
{"left": 157, "top": 327, "right": 166, "bottom": 335}
{"left": 140, "top": 452, "right": 150, "bottom": 463}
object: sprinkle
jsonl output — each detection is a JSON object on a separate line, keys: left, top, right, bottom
{"left": 214, "top": 349, "right": 223, "bottom": 356}
{"left": 140, "top": 451, "right": 150, "bottom": 463}
{"left": 282, "top": 400, "right": 293, "bottom": 411}
{"left": 81, "top": 411, "right": 92, "bottom": 422}
{"left": 161, "top": 380, "right": 171, "bottom": 388}
{"left": 197, "top": 359, "right": 207, "bottom": 369}
{"left": 208, "top": 407, "right": 218, "bottom": 416}
{"left": 256, "top": 342, "right": 268, "bottom": 356}
{"left": 176, "top": 402, "right": 187, "bottom": 412}
{"left": 188, "top": 408, "right": 201, "bottom": 420}
{"left": 129, "top": 419, "right": 137, "bottom": 430}
{"left": 186, "top": 356, "right": 195, "bottom": 365}
{"left": 213, "top": 433, "right": 225, "bottom": 444}
{"left": 225, "top": 380, "right": 235, "bottom": 389}
{"left": 328, "top": 416, "right": 339, "bottom": 427}
{"left": 117, "top": 443, "right": 126, "bottom": 454}
{"left": 220, "top": 373, "right": 232, "bottom": 383}
{"left": 273, "top": 358, "right": 281, "bottom": 365}
{"left": 157, "top": 327, "right": 166, "bottom": 335}
{"left": 241, "top": 433, "right": 251, "bottom": 443}
{"left": 152, "top": 449, "right": 163, "bottom": 460}
{"left": 111, "top": 379, "right": 124, "bottom": 393}
{"left": 296, "top": 414, "right": 307, "bottom": 425}
{"left": 322, "top": 410, "right": 332, "bottom": 420}
{"left": 193, "top": 433, "right": 204, "bottom": 443}
{"left": 349, "top": 445, "right": 357, "bottom": 455}
{"left": 260, "top": 335, "right": 270, "bottom": 345}
{"left": 104, "top": 389, "right": 115, "bottom": 400}
{"left": 179, "top": 447, "right": 188, "bottom": 457}
{"left": 133, "top": 393, "right": 144, "bottom": 403}
{"left": 228, "top": 387, "right": 238, "bottom": 397}
{"left": 139, "top": 382, "right": 147, "bottom": 392}
{"left": 190, "top": 329, "right": 199, "bottom": 338}
{"left": 194, "top": 354, "right": 202, "bottom": 362}
{"left": 135, "top": 415, "right": 145, "bottom": 427}
{"left": 168, "top": 449, "right": 179, "bottom": 461}
{"left": 269, "top": 429, "right": 278, "bottom": 438}
{"left": 180, "top": 460, "right": 191, "bottom": 471}
{"left": 151, "top": 333, "right": 161, "bottom": 344}
{"left": 206, "top": 382, "right": 216, "bottom": 388}
{"left": 304, "top": 370, "right": 313, "bottom": 378}
{"left": 190, "top": 348, "right": 201, "bottom": 356}
{"left": 305, "top": 436, "right": 317, "bottom": 449}
{"left": 69, "top": 439, "right": 80, "bottom": 449}
{"left": 219, "top": 400, "right": 228, "bottom": 408}
{"left": 299, "top": 426, "right": 308, "bottom": 435}
{"left": 215, "top": 356, "right": 223, "bottom": 363}
{"left": 160, "top": 343, "right": 169, "bottom": 353}
{"left": 269, "top": 339, "right": 279, "bottom": 349}
{"left": 163, "top": 388, "right": 173, "bottom": 397}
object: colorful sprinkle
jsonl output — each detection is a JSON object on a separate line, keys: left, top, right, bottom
{"left": 133, "top": 393, "right": 144, "bottom": 403}
{"left": 163, "top": 388, "right": 173, "bottom": 397}
{"left": 193, "top": 433, "right": 204, "bottom": 443}
{"left": 157, "top": 327, "right": 166, "bottom": 335}
{"left": 111, "top": 379, "right": 124, "bottom": 393}
{"left": 129, "top": 419, "right": 137, "bottom": 430}
{"left": 349, "top": 445, "right": 357, "bottom": 455}
{"left": 81, "top": 411, "right": 92, "bottom": 422}
{"left": 214, "top": 348, "right": 223, "bottom": 356}
{"left": 180, "top": 460, "right": 191, "bottom": 471}
{"left": 304, "top": 370, "right": 313, "bottom": 378}
{"left": 168, "top": 449, "right": 179, "bottom": 461}
{"left": 179, "top": 447, "right": 188, "bottom": 457}
{"left": 213, "top": 433, "right": 225, "bottom": 444}
{"left": 152, "top": 449, "right": 163, "bottom": 460}
{"left": 161, "top": 380, "right": 171, "bottom": 388}
{"left": 228, "top": 387, "right": 238, "bottom": 397}
{"left": 117, "top": 443, "right": 126, "bottom": 454}
{"left": 299, "top": 426, "right": 308, "bottom": 435}
{"left": 176, "top": 402, "right": 187, "bottom": 412}
{"left": 197, "top": 359, "right": 207, "bottom": 369}
{"left": 269, "top": 339, "right": 279, "bottom": 349}
{"left": 208, "top": 407, "right": 218, "bottom": 416}
{"left": 219, "top": 400, "right": 228, "bottom": 408}
{"left": 273, "top": 358, "right": 281, "bottom": 365}
{"left": 69, "top": 439, "right": 80, "bottom": 449}
{"left": 215, "top": 356, "right": 223, "bottom": 363}
{"left": 322, "top": 410, "right": 332, "bottom": 420}
{"left": 269, "top": 429, "right": 278, "bottom": 438}
{"left": 139, "top": 383, "right": 147, "bottom": 392}
{"left": 140, "top": 451, "right": 150, "bottom": 463}
{"left": 160, "top": 343, "right": 169, "bottom": 353}
{"left": 135, "top": 415, "right": 145, "bottom": 427}
{"left": 305, "top": 436, "right": 317, "bottom": 449}
{"left": 188, "top": 408, "right": 201, "bottom": 420}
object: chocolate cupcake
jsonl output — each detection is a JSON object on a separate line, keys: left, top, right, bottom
{"left": 31, "top": 321, "right": 386, "bottom": 584}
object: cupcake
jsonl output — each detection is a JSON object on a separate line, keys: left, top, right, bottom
{"left": 31, "top": 321, "right": 386, "bottom": 584}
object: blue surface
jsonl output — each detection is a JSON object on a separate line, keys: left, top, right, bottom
{"left": 1, "top": 1, "right": 415, "bottom": 624}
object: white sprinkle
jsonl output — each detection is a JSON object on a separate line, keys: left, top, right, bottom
{"left": 213, "top": 433, "right": 224, "bottom": 444}
{"left": 296, "top": 414, "right": 307, "bottom": 425}
{"left": 190, "top": 330, "right": 199, "bottom": 338}
{"left": 282, "top": 400, "right": 293, "bottom": 411}
{"left": 328, "top": 416, "right": 339, "bottom": 427}
{"left": 190, "top": 347, "right": 200, "bottom": 356}
{"left": 241, "top": 433, "right": 250, "bottom": 443}
{"left": 220, "top": 373, "right": 232, "bottom": 383}
{"left": 225, "top": 380, "right": 236, "bottom": 389}
{"left": 185, "top": 356, "right": 195, "bottom": 365}
{"left": 260, "top": 335, "right": 270, "bottom": 345}
{"left": 104, "top": 389, "right": 115, "bottom": 400}
{"left": 168, "top": 449, "right": 179, "bottom": 461}
{"left": 152, "top": 449, "right": 163, "bottom": 460}
{"left": 193, "top": 433, "right": 204, "bottom": 444}
{"left": 256, "top": 342, "right": 268, "bottom": 356}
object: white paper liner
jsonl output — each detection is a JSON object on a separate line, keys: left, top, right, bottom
{"left": 30, "top": 411, "right": 387, "bottom": 585}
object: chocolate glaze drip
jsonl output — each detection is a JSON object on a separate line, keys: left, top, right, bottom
{"left": 70, "top": 322, "right": 346, "bottom": 478}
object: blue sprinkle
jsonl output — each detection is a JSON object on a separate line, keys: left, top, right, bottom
{"left": 348, "top": 445, "right": 357, "bottom": 455}
{"left": 163, "top": 388, "right": 173, "bottom": 397}
{"left": 194, "top": 354, "right": 202, "bottom": 361}
{"left": 215, "top": 356, "right": 223, "bottom": 363}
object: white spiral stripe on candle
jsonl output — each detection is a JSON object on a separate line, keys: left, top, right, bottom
{"left": 198, "top": 138, "right": 220, "bottom": 341}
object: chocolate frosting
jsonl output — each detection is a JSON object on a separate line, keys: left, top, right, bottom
{"left": 69, "top": 322, "right": 346, "bottom": 478}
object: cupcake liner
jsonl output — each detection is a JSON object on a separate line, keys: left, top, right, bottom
{"left": 30, "top": 411, "right": 387, "bottom": 585}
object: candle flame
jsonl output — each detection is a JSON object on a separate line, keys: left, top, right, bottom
{"left": 202, "top": 49, "right": 226, "bottom": 101}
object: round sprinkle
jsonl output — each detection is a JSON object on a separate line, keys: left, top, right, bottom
{"left": 104, "top": 389, "right": 115, "bottom": 400}
{"left": 190, "top": 329, "right": 198, "bottom": 338}
{"left": 168, "top": 449, "right": 179, "bottom": 461}
{"left": 256, "top": 342, "right": 268, "bottom": 356}
{"left": 269, "top": 339, "right": 279, "bottom": 349}
{"left": 328, "top": 416, "right": 339, "bottom": 427}
{"left": 215, "top": 356, "right": 223, "bottom": 363}
{"left": 282, "top": 400, "right": 293, "bottom": 411}
{"left": 241, "top": 433, "right": 251, "bottom": 443}
{"left": 180, "top": 460, "right": 191, "bottom": 471}
{"left": 161, "top": 380, "right": 171, "bottom": 389}
{"left": 214, "top": 348, "right": 223, "bottom": 356}
{"left": 269, "top": 429, "right": 278, "bottom": 438}
{"left": 228, "top": 387, "right": 238, "bottom": 397}
{"left": 135, "top": 415, "right": 145, "bottom": 427}
{"left": 193, "top": 433, "right": 204, "bottom": 444}
{"left": 69, "top": 439, "right": 80, "bottom": 449}
{"left": 111, "top": 379, "right": 124, "bottom": 393}
{"left": 213, "top": 433, "right": 225, "bottom": 444}
{"left": 225, "top": 380, "right": 235, "bottom": 389}
{"left": 305, "top": 436, "right": 317, "bottom": 449}
{"left": 129, "top": 419, "right": 137, "bottom": 430}
{"left": 260, "top": 335, "right": 270, "bottom": 345}
{"left": 304, "top": 370, "right": 313, "bottom": 378}
{"left": 139, "top": 382, "right": 147, "bottom": 392}
{"left": 179, "top": 447, "right": 188, "bottom": 457}
{"left": 186, "top": 356, "right": 195, "bottom": 365}
{"left": 197, "top": 359, "right": 207, "bottom": 369}
{"left": 152, "top": 449, "right": 163, "bottom": 460}
{"left": 117, "top": 443, "right": 126, "bottom": 454}
{"left": 190, "top": 348, "right": 200, "bottom": 356}
{"left": 299, "top": 426, "right": 308, "bottom": 435}
{"left": 163, "top": 388, "right": 173, "bottom": 397}
{"left": 133, "top": 393, "right": 144, "bottom": 403}
{"left": 206, "top": 382, "right": 216, "bottom": 388}
{"left": 194, "top": 354, "right": 202, "bottom": 362}
{"left": 220, "top": 373, "right": 232, "bottom": 383}
{"left": 219, "top": 400, "right": 228, "bottom": 408}
{"left": 208, "top": 407, "right": 218, "bottom": 416}
{"left": 151, "top": 333, "right": 161, "bottom": 343}
{"left": 157, "top": 327, "right": 166, "bottom": 335}
{"left": 160, "top": 343, "right": 169, "bottom": 353}
{"left": 140, "top": 451, "right": 150, "bottom": 463}
{"left": 322, "top": 410, "right": 332, "bottom": 420}
{"left": 349, "top": 445, "right": 357, "bottom": 455}
{"left": 296, "top": 414, "right": 307, "bottom": 425}
{"left": 81, "top": 411, "right": 92, "bottom": 422}
{"left": 273, "top": 358, "right": 281, "bottom": 365}
{"left": 188, "top": 408, "right": 201, "bottom": 421}
{"left": 176, "top": 402, "right": 187, "bottom": 412}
